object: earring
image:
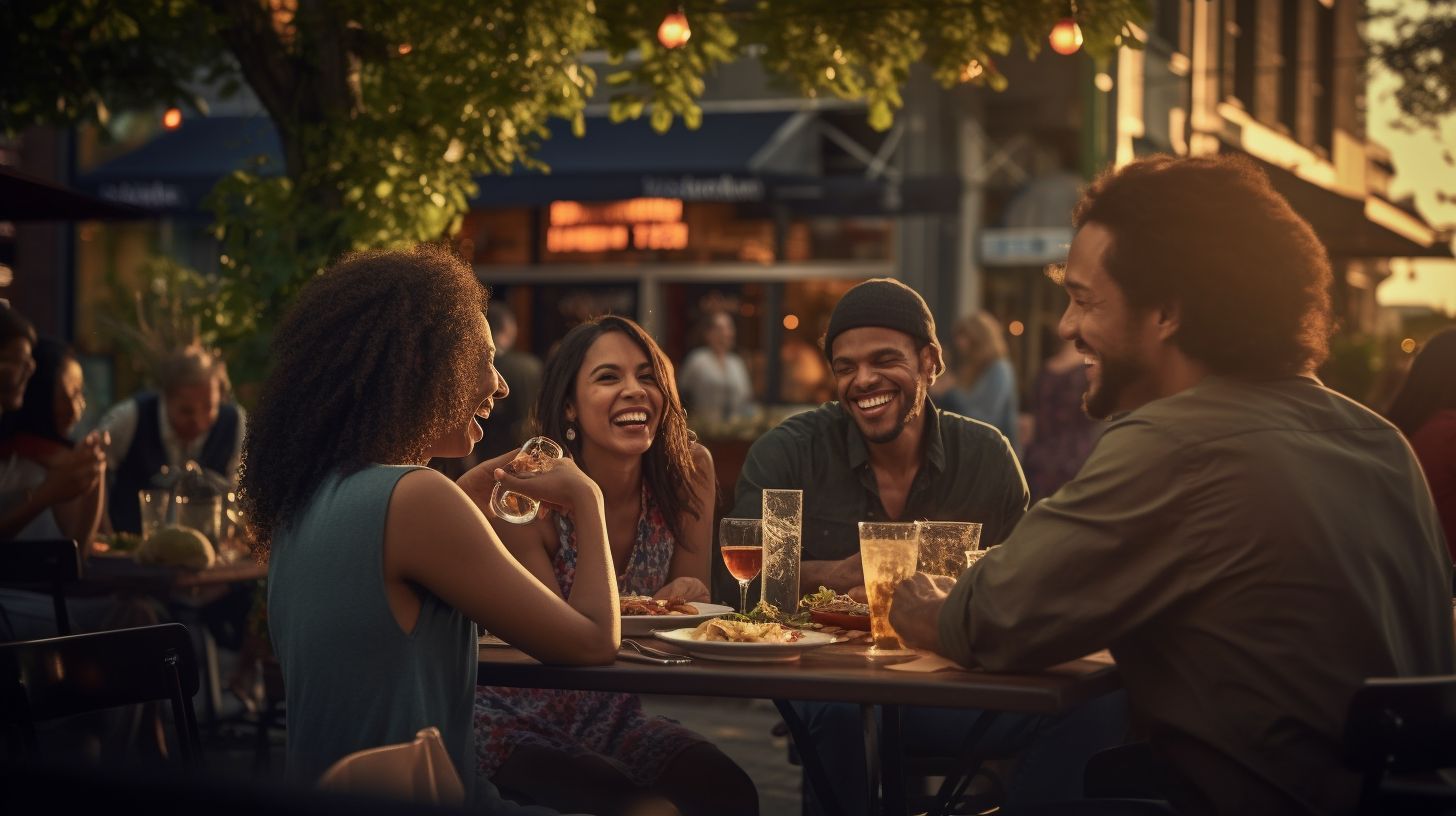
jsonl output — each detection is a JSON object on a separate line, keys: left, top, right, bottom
{"left": 565, "top": 425, "right": 577, "bottom": 441}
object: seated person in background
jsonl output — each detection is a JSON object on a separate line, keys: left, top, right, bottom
{"left": 475, "top": 315, "right": 755, "bottom": 816}
{"left": 1384, "top": 327, "right": 1456, "bottom": 559}
{"left": 248, "top": 245, "right": 616, "bottom": 814}
{"left": 893, "top": 155, "right": 1456, "bottom": 816}
{"left": 0, "top": 338, "right": 107, "bottom": 544}
{"left": 97, "top": 344, "right": 245, "bottom": 534}
{"left": 731, "top": 278, "right": 1124, "bottom": 814}
{"left": 936, "top": 311, "right": 1022, "bottom": 455}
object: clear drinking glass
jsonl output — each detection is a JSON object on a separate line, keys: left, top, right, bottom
{"left": 914, "top": 521, "right": 983, "bottom": 577}
{"left": 719, "top": 518, "right": 764, "bottom": 613}
{"left": 175, "top": 494, "right": 223, "bottom": 545}
{"left": 760, "top": 489, "right": 803, "bottom": 616}
{"left": 138, "top": 489, "right": 171, "bottom": 540}
{"left": 490, "top": 436, "right": 565, "bottom": 524}
{"left": 858, "top": 521, "right": 920, "bottom": 654}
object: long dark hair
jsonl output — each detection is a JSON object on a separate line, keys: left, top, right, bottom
{"left": 0, "top": 337, "right": 74, "bottom": 446}
{"left": 240, "top": 245, "right": 490, "bottom": 556}
{"left": 1386, "top": 328, "right": 1456, "bottom": 437}
{"left": 531, "top": 315, "right": 702, "bottom": 543}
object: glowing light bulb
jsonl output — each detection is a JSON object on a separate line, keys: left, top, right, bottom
{"left": 162, "top": 107, "right": 183, "bottom": 130}
{"left": 1049, "top": 18, "right": 1084, "bottom": 55}
{"left": 657, "top": 11, "right": 691, "bottom": 49}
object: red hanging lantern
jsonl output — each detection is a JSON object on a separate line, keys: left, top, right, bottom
{"left": 657, "top": 11, "right": 691, "bottom": 49}
{"left": 1049, "top": 18, "right": 1084, "bottom": 55}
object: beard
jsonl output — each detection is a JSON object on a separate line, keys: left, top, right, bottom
{"left": 862, "top": 375, "right": 928, "bottom": 444}
{"left": 1083, "top": 351, "right": 1143, "bottom": 420}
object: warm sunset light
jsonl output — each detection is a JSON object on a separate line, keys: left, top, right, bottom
{"left": 1401, "top": 337, "right": 1418, "bottom": 354}
{"left": 960, "top": 60, "right": 986, "bottom": 82}
{"left": 162, "top": 107, "right": 183, "bottom": 130}
{"left": 1008, "top": 320, "right": 1026, "bottom": 337}
{"left": 1049, "top": 19, "right": 1084, "bottom": 55}
{"left": 658, "top": 11, "right": 691, "bottom": 49}
{"left": 783, "top": 314, "right": 800, "bottom": 330}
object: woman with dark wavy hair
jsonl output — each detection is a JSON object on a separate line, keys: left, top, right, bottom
{"left": 474, "top": 315, "right": 757, "bottom": 816}
{"left": 1386, "top": 327, "right": 1456, "bottom": 559}
{"left": 245, "top": 245, "right": 616, "bottom": 813}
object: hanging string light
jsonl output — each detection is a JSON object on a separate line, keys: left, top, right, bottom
{"left": 1049, "top": 18, "right": 1084, "bottom": 55}
{"left": 162, "top": 107, "right": 183, "bottom": 130}
{"left": 658, "top": 10, "right": 691, "bottom": 49}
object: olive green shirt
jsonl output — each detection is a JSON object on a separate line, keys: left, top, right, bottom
{"left": 731, "top": 400, "right": 1029, "bottom": 559}
{"left": 939, "top": 376, "right": 1455, "bottom": 816}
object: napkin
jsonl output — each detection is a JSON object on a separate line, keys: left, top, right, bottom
{"left": 885, "top": 652, "right": 963, "bottom": 672}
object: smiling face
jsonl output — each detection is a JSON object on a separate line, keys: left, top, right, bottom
{"left": 567, "top": 330, "right": 665, "bottom": 461}
{"left": 429, "top": 315, "right": 508, "bottom": 459}
{"left": 1057, "top": 222, "right": 1167, "bottom": 419}
{"left": 54, "top": 357, "right": 86, "bottom": 437}
{"left": 0, "top": 337, "right": 35, "bottom": 413}
{"left": 830, "top": 326, "right": 935, "bottom": 444}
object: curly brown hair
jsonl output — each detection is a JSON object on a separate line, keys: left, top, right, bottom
{"left": 531, "top": 315, "right": 703, "bottom": 544}
{"left": 240, "top": 244, "right": 489, "bottom": 557}
{"left": 1072, "top": 154, "right": 1334, "bottom": 378}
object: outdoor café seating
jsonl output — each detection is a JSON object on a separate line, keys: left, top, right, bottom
{"left": 1343, "top": 674, "right": 1456, "bottom": 814}
{"left": 0, "top": 622, "right": 202, "bottom": 765}
{"left": 0, "top": 539, "right": 81, "bottom": 638}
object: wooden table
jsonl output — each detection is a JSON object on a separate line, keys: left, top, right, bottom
{"left": 480, "top": 641, "right": 1119, "bottom": 815}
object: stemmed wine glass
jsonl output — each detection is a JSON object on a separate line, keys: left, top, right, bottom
{"left": 719, "top": 518, "right": 763, "bottom": 614}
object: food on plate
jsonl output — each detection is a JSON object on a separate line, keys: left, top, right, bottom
{"left": 137, "top": 525, "right": 216, "bottom": 569}
{"left": 689, "top": 618, "right": 804, "bottom": 643}
{"left": 621, "top": 595, "right": 699, "bottom": 616}
{"left": 95, "top": 531, "right": 145, "bottom": 554}
{"left": 800, "top": 586, "right": 870, "bottom": 617}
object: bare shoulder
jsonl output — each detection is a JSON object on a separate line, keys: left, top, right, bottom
{"left": 388, "top": 467, "right": 482, "bottom": 531}
{"left": 689, "top": 441, "right": 715, "bottom": 474}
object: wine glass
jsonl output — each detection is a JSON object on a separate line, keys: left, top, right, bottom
{"left": 490, "top": 436, "right": 565, "bottom": 524}
{"left": 719, "top": 518, "right": 763, "bottom": 614}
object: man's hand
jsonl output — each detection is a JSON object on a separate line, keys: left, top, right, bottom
{"left": 802, "top": 553, "right": 868, "bottom": 601}
{"left": 653, "top": 577, "right": 710, "bottom": 603}
{"left": 889, "top": 572, "right": 957, "bottom": 653}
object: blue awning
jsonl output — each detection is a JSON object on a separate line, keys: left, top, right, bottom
{"left": 78, "top": 113, "right": 958, "bottom": 217}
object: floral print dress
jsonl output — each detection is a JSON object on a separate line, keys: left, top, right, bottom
{"left": 473, "top": 484, "right": 706, "bottom": 785}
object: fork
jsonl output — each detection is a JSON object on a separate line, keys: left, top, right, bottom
{"left": 620, "top": 639, "right": 691, "bottom": 665}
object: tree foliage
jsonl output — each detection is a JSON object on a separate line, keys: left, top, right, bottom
{"left": 2, "top": 0, "right": 1146, "bottom": 384}
{"left": 1368, "top": 0, "right": 1456, "bottom": 128}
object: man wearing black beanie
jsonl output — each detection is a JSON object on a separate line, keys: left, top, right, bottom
{"left": 729, "top": 279, "right": 1121, "bottom": 814}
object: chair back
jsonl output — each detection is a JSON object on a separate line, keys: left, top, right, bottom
{"left": 1344, "top": 675, "right": 1456, "bottom": 811}
{"left": 0, "top": 623, "right": 202, "bottom": 764}
{"left": 0, "top": 539, "right": 81, "bottom": 636}
{"left": 318, "top": 727, "right": 465, "bottom": 805}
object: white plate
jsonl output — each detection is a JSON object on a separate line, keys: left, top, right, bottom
{"left": 621, "top": 603, "right": 735, "bottom": 637}
{"left": 653, "top": 627, "right": 836, "bottom": 663}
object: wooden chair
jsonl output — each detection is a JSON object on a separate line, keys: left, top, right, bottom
{"left": 0, "top": 539, "right": 81, "bottom": 637}
{"left": 1344, "top": 675, "right": 1456, "bottom": 814}
{"left": 0, "top": 622, "right": 202, "bottom": 765}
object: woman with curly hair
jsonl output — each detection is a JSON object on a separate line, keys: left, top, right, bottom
{"left": 475, "top": 316, "right": 757, "bottom": 816}
{"left": 245, "top": 245, "right": 616, "bottom": 813}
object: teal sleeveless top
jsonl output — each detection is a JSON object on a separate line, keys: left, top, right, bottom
{"left": 268, "top": 465, "right": 477, "bottom": 784}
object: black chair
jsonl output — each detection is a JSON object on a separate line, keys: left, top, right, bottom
{"left": 0, "top": 539, "right": 81, "bottom": 638}
{"left": 1344, "top": 675, "right": 1456, "bottom": 814}
{"left": 0, "top": 623, "right": 202, "bottom": 765}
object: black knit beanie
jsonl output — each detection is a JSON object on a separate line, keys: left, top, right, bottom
{"left": 823, "top": 278, "right": 944, "bottom": 375}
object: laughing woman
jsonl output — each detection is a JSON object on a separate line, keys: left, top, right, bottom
{"left": 245, "top": 246, "right": 617, "bottom": 814}
{"left": 475, "top": 315, "right": 758, "bottom": 816}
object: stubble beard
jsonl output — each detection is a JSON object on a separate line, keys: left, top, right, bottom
{"left": 863, "top": 376, "right": 927, "bottom": 445}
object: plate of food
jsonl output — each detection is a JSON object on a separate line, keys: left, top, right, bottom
{"left": 620, "top": 595, "right": 734, "bottom": 637}
{"left": 800, "top": 587, "right": 871, "bottom": 631}
{"left": 654, "top": 619, "right": 836, "bottom": 663}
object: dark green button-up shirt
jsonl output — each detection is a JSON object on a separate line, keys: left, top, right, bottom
{"left": 730, "top": 400, "right": 1029, "bottom": 562}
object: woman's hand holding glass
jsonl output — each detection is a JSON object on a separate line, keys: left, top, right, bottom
{"left": 491, "top": 451, "right": 600, "bottom": 517}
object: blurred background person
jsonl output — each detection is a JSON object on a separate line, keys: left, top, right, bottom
{"left": 1021, "top": 338, "right": 1101, "bottom": 502}
{"left": 97, "top": 344, "right": 245, "bottom": 534}
{"left": 678, "top": 310, "right": 755, "bottom": 425}
{"left": 0, "top": 338, "right": 106, "bottom": 544}
{"left": 936, "top": 311, "right": 1021, "bottom": 455}
{"left": 1385, "top": 327, "right": 1456, "bottom": 560}
{"left": 476, "top": 305, "right": 542, "bottom": 461}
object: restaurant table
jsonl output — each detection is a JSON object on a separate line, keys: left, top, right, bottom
{"left": 79, "top": 553, "right": 269, "bottom": 722}
{"left": 479, "top": 640, "right": 1120, "bottom": 816}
